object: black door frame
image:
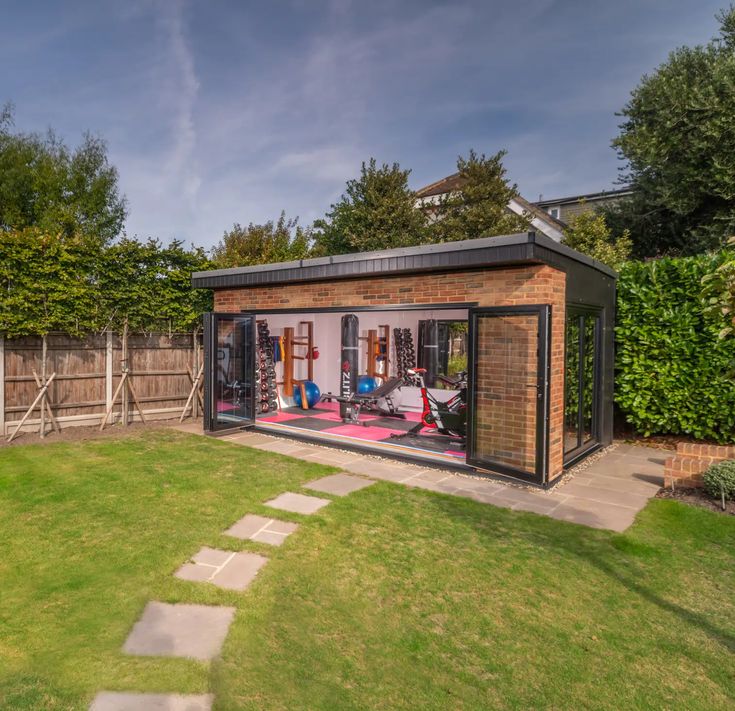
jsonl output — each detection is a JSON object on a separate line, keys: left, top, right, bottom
{"left": 563, "top": 305, "right": 603, "bottom": 466}
{"left": 466, "top": 305, "right": 551, "bottom": 485}
{"left": 203, "top": 312, "right": 257, "bottom": 434}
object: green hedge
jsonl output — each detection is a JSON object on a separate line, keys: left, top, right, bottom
{"left": 616, "top": 254, "right": 735, "bottom": 443}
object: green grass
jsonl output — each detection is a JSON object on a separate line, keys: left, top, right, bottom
{"left": 1, "top": 430, "right": 734, "bottom": 710}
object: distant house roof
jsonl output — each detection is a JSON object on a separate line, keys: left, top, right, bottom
{"left": 535, "top": 187, "right": 633, "bottom": 208}
{"left": 414, "top": 172, "right": 566, "bottom": 242}
{"left": 414, "top": 172, "right": 464, "bottom": 199}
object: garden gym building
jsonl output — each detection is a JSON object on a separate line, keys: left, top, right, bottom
{"left": 192, "top": 232, "right": 616, "bottom": 487}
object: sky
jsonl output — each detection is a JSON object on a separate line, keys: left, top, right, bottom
{"left": 0, "top": 0, "right": 726, "bottom": 249}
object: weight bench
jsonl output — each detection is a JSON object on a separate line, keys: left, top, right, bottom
{"left": 320, "top": 376, "right": 407, "bottom": 425}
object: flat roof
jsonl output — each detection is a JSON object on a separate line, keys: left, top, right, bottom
{"left": 192, "top": 231, "right": 617, "bottom": 289}
{"left": 535, "top": 187, "right": 633, "bottom": 207}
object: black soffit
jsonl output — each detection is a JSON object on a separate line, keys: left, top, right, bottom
{"left": 191, "top": 232, "right": 617, "bottom": 290}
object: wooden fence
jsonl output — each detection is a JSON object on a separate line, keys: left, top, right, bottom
{"left": 0, "top": 331, "right": 203, "bottom": 436}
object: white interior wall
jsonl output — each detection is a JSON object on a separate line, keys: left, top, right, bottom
{"left": 259, "top": 308, "right": 467, "bottom": 411}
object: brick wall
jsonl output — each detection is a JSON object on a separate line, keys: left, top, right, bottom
{"left": 474, "top": 313, "right": 539, "bottom": 473}
{"left": 664, "top": 442, "right": 735, "bottom": 488}
{"left": 214, "top": 265, "right": 566, "bottom": 481}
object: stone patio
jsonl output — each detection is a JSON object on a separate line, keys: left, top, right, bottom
{"left": 224, "top": 513, "right": 299, "bottom": 545}
{"left": 90, "top": 692, "right": 213, "bottom": 711}
{"left": 122, "top": 602, "right": 235, "bottom": 660}
{"left": 174, "top": 547, "right": 268, "bottom": 591}
{"left": 264, "top": 491, "right": 332, "bottom": 514}
{"left": 191, "top": 426, "right": 667, "bottom": 532}
{"left": 305, "top": 473, "right": 376, "bottom": 496}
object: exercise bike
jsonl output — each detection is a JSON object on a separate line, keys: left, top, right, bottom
{"left": 392, "top": 368, "right": 467, "bottom": 447}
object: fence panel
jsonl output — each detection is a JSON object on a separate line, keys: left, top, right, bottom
{"left": 1, "top": 331, "right": 202, "bottom": 435}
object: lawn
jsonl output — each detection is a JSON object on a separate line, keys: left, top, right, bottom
{"left": 1, "top": 430, "right": 734, "bottom": 710}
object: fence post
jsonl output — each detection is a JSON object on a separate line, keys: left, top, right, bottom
{"left": 0, "top": 335, "right": 5, "bottom": 437}
{"left": 105, "top": 331, "right": 113, "bottom": 416}
{"left": 193, "top": 329, "right": 199, "bottom": 419}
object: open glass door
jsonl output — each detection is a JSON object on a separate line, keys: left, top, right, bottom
{"left": 563, "top": 306, "right": 602, "bottom": 464}
{"left": 466, "top": 305, "right": 551, "bottom": 484}
{"left": 203, "top": 312, "right": 256, "bottom": 432}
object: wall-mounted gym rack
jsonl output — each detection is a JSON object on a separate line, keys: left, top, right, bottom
{"left": 359, "top": 324, "right": 390, "bottom": 381}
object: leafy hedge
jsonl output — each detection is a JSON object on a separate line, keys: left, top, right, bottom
{"left": 616, "top": 254, "right": 735, "bottom": 443}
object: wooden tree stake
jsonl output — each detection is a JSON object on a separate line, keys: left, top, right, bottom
{"left": 32, "top": 369, "right": 60, "bottom": 433}
{"left": 7, "top": 372, "right": 57, "bottom": 442}
{"left": 180, "top": 364, "right": 204, "bottom": 422}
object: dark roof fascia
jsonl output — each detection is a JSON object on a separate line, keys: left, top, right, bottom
{"left": 192, "top": 232, "right": 616, "bottom": 290}
{"left": 535, "top": 187, "right": 633, "bottom": 208}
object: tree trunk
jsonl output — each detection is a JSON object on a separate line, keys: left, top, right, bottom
{"left": 122, "top": 320, "right": 129, "bottom": 426}
{"left": 40, "top": 334, "right": 47, "bottom": 439}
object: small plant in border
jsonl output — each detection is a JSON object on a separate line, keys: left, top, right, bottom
{"left": 702, "top": 460, "right": 735, "bottom": 507}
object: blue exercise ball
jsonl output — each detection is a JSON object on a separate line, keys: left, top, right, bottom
{"left": 357, "top": 375, "right": 379, "bottom": 394}
{"left": 294, "top": 380, "right": 321, "bottom": 408}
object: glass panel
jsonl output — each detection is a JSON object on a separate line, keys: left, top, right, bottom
{"left": 581, "top": 316, "right": 598, "bottom": 443}
{"left": 472, "top": 313, "right": 538, "bottom": 474}
{"left": 418, "top": 320, "right": 468, "bottom": 387}
{"left": 564, "top": 316, "right": 581, "bottom": 454}
{"left": 213, "top": 315, "right": 254, "bottom": 428}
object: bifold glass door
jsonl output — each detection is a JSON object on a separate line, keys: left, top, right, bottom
{"left": 466, "top": 306, "right": 551, "bottom": 484}
{"left": 564, "top": 308, "right": 601, "bottom": 462}
{"left": 204, "top": 313, "right": 256, "bottom": 432}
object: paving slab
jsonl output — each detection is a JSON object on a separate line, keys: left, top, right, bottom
{"left": 550, "top": 499, "right": 637, "bottom": 532}
{"left": 264, "top": 491, "right": 331, "bottom": 514}
{"left": 301, "top": 448, "right": 368, "bottom": 464}
{"left": 403, "top": 469, "right": 454, "bottom": 484}
{"left": 405, "top": 478, "right": 461, "bottom": 495}
{"left": 122, "top": 602, "right": 235, "bottom": 660}
{"left": 251, "top": 440, "right": 316, "bottom": 456}
{"left": 90, "top": 691, "right": 213, "bottom": 711}
{"left": 568, "top": 472, "right": 661, "bottom": 495}
{"left": 175, "top": 547, "right": 268, "bottom": 591}
{"left": 561, "top": 481, "right": 652, "bottom": 509}
{"left": 224, "top": 513, "right": 298, "bottom": 545}
{"left": 341, "top": 457, "right": 415, "bottom": 479}
{"left": 305, "top": 473, "right": 376, "bottom": 496}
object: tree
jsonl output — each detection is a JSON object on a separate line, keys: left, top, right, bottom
{"left": 607, "top": 6, "right": 735, "bottom": 257}
{"left": 701, "top": 235, "right": 735, "bottom": 339}
{"left": 211, "top": 212, "right": 312, "bottom": 268}
{"left": 0, "top": 227, "right": 96, "bottom": 338}
{"left": 312, "top": 159, "right": 426, "bottom": 256}
{"left": 93, "top": 238, "right": 212, "bottom": 333}
{"left": 0, "top": 103, "right": 127, "bottom": 243}
{"left": 428, "top": 149, "right": 529, "bottom": 243}
{"left": 562, "top": 210, "right": 632, "bottom": 269}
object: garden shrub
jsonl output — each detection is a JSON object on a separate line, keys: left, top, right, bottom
{"left": 703, "top": 460, "right": 735, "bottom": 500}
{"left": 616, "top": 254, "right": 735, "bottom": 442}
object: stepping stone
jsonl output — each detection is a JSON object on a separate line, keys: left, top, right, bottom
{"left": 90, "top": 691, "right": 213, "bottom": 711}
{"left": 175, "top": 547, "right": 268, "bottom": 591}
{"left": 224, "top": 513, "right": 299, "bottom": 546}
{"left": 264, "top": 491, "right": 331, "bottom": 515}
{"left": 305, "top": 473, "right": 375, "bottom": 496}
{"left": 122, "top": 601, "right": 235, "bottom": 660}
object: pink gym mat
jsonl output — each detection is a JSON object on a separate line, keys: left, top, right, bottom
{"left": 322, "top": 424, "right": 407, "bottom": 441}
{"left": 258, "top": 411, "right": 305, "bottom": 422}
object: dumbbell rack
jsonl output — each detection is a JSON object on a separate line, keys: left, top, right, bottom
{"left": 255, "top": 320, "right": 279, "bottom": 415}
{"left": 393, "top": 327, "right": 416, "bottom": 378}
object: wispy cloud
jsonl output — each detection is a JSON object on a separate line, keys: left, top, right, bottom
{"left": 157, "top": 0, "right": 200, "bottom": 200}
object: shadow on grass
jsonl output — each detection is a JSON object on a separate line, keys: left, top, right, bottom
{"left": 430, "top": 492, "right": 735, "bottom": 654}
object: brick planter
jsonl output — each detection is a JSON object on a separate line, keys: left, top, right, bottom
{"left": 664, "top": 443, "right": 735, "bottom": 488}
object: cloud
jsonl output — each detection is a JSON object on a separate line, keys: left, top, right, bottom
{"left": 5, "top": 0, "right": 721, "bottom": 247}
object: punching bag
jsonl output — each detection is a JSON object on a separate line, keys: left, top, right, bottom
{"left": 422, "top": 319, "right": 439, "bottom": 388}
{"left": 340, "top": 314, "right": 359, "bottom": 418}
